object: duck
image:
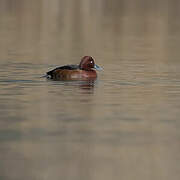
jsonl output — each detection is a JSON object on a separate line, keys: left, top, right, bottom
{"left": 46, "top": 56, "right": 102, "bottom": 80}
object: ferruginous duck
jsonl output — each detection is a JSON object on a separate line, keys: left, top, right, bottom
{"left": 46, "top": 56, "right": 102, "bottom": 80}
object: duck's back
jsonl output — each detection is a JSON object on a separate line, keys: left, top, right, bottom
{"left": 47, "top": 64, "right": 79, "bottom": 78}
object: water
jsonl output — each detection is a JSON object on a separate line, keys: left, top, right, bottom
{"left": 1, "top": 0, "right": 180, "bottom": 180}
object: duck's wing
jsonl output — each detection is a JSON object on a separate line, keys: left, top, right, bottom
{"left": 46, "top": 64, "right": 79, "bottom": 76}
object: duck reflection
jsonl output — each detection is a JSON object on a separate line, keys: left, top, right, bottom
{"left": 77, "top": 80, "right": 95, "bottom": 94}
{"left": 48, "top": 79, "right": 96, "bottom": 94}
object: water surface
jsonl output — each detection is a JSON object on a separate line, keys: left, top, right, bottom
{"left": 0, "top": 1, "right": 180, "bottom": 180}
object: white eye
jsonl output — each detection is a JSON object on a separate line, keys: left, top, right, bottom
{"left": 90, "top": 61, "right": 93, "bottom": 64}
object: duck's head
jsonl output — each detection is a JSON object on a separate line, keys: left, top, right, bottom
{"left": 79, "top": 56, "right": 102, "bottom": 71}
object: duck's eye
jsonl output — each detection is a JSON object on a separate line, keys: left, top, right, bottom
{"left": 90, "top": 60, "right": 93, "bottom": 64}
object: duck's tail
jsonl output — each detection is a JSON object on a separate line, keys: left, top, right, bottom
{"left": 41, "top": 74, "right": 49, "bottom": 78}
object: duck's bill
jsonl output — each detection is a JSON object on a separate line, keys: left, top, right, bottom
{"left": 94, "top": 64, "right": 103, "bottom": 70}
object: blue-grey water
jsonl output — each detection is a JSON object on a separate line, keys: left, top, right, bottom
{"left": 0, "top": 0, "right": 180, "bottom": 180}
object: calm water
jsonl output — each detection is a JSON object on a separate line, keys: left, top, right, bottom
{"left": 1, "top": 0, "right": 180, "bottom": 180}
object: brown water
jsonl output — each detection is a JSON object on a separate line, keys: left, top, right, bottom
{"left": 1, "top": 0, "right": 180, "bottom": 180}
